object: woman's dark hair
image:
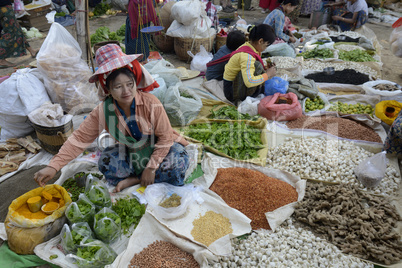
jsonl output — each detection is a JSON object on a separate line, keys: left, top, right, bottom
{"left": 226, "top": 30, "right": 246, "bottom": 51}
{"left": 248, "top": 24, "right": 276, "bottom": 44}
{"left": 278, "top": 0, "right": 299, "bottom": 6}
{"left": 105, "top": 68, "right": 135, "bottom": 90}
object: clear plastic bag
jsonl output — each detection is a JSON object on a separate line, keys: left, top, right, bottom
{"left": 65, "top": 193, "right": 96, "bottom": 224}
{"left": 65, "top": 239, "right": 117, "bottom": 268}
{"left": 264, "top": 43, "right": 296, "bottom": 58}
{"left": 354, "top": 151, "right": 388, "bottom": 188}
{"left": 93, "top": 207, "right": 121, "bottom": 243}
{"left": 237, "top": 94, "right": 265, "bottom": 117}
{"left": 36, "top": 23, "right": 99, "bottom": 114}
{"left": 85, "top": 175, "right": 112, "bottom": 210}
{"left": 163, "top": 82, "right": 202, "bottom": 126}
{"left": 189, "top": 45, "right": 213, "bottom": 73}
{"left": 144, "top": 183, "right": 197, "bottom": 220}
{"left": 264, "top": 77, "right": 289, "bottom": 96}
{"left": 60, "top": 222, "right": 93, "bottom": 254}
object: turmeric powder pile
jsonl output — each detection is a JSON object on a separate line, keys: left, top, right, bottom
{"left": 16, "top": 189, "right": 64, "bottom": 219}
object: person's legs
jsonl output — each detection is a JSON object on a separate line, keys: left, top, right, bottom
{"left": 153, "top": 143, "right": 189, "bottom": 186}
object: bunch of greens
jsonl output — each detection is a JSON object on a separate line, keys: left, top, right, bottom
{"left": 112, "top": 197, "right": 146, "bottom": 235}
{"left": 93, "top": 2, "right": 110, "bottom": 16}
{"left": 90, "top": 26, "right": 124, "bottom": 45}
{"left": 338, "top": 49, "right": 376, "bottom": 62}
{"left": 298, "top": 47, "right": 334, "bottom": 59}
{"left": 86, "top": 184, "right": 112, "bottom": 208}
{"left": 62, "top": 178, "right": 85, "bottom": 202}
{"left": 210, "top": 106, "right": 259, "bottom": 121}
{"left": 75, "top": 240, "right": 117, "bottom": 268}
{"left": 94, "top": 211, "right": 121, "bottom": 243}
{"left": 179, "top": 91, "right": 195, "bottom": 100}
{"left": 62, "top": 224, "right": 93, "bottom": 254}
{"left": 66, "top": 198, "right": 95, "bottom": 224}
{"left": 116, "top": 24, "right": 126, "bottom": 37}
{"left": 184, "top": 122, "right": 263, "bottom": 160}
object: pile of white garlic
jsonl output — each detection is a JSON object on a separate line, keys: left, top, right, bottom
{"left": 302, "top": 60, "right": 380, "bottom": 79}
{"left": 209, "top": 218, "right": 373, "bottom": 268}
{"left": 266, "top": 138, "right": 400, "bottom": 196}
{"left": 269, "top": 56, "right": 302, "bottom": 69}
{"left": 329, "top": 31, "right": 362, "bottom": 39}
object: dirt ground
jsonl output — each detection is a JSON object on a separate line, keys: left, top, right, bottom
{"left": 0, "top": 0, "right": 401, "bottom": 243}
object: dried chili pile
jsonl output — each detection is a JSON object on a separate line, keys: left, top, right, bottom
{"left": 210, "top": 167, "right": 298, "bottom": 230}
{"left": 129, "top": 240, "right": 199, "bottom": 268}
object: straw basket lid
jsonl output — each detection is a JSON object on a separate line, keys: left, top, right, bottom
{"left": 177, "top": 67, "right": 200, "bottom": 80}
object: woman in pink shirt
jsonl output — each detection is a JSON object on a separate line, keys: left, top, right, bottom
{"left": 34, "top": 44, "right": 189, "bottom": 192}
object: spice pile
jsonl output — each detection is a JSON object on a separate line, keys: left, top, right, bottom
{"left": 305, "top": 69, "right": 370, "bottom": 85}
{"left": 129, "top": 241, "right": 199, "bottom": 268}
{"left": 191, "top": 211, "right": 233, "bottom": 246}
{"left": 294, "top": 183, "right": 402, "bottom": 265}
{"left": 286, "top": 115, "right": 382, "bottom": 143}
{"left": 266, "top": 138, "right": 400, "bottom": 196}
{"left": 209, "top": 218, "right": 373, "bottom": 268}
{"left": 373, "top": 83, "right": 401, "bottom": 91}
{"left": 210, "top": 167, "right": 298, "bottom": 230}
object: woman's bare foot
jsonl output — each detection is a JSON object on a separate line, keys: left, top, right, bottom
{"left": 27, "top": 47, "right": 39, "bottom": 58}
{"left": 113, "top": 177, "right": 141, "bottom": 193}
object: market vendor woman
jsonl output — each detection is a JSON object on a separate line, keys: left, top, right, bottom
{"left": 326, "top": 0, "right": 368, "bottom": 31}
{"left": 34, "top": 44, "right": 189, "bottom": 192}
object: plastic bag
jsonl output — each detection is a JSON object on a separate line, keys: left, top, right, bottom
{"left": 170, "top": 0, "right": 202, "bottom": 26}
{"left": 362, "top": 80, "right": 402, "bottom": 97}
{"left": 65, "top": 239, "right": 117, "bottom": 267}
{"left": 65, "top": 193, "right": 96, "bottom": 224}
{"left": 85, "top": 175, "right": 112, "bottom": 210}
{"left": 264, "top": 77, "right": 289, "bottom": 96}
{"left": 390, "top": 27, "right": 402, "bottom": 57}
{"left": 189, "top": 45, "right": 213, "bottom": 73}
{"left": 143, "top": 59, "right": 182, "bottom": 89}
{"left": 93, "top": 207, "right": 121, "bottom": 243}
{"left": 258, "top": 92, "right": 302, "bottom": 121}
{"left": 163, "top": 82, "right": 202, "bottom": 126}
{"left": 144, "top": 183, "right": 198, "bottom": 220}
{"left": 354, "top": 151, "right": 388, "bottom": 188}
{"left": 303, "top": 39, "right": 334, "bottom": 51}
{"left": 264, "top": 43, "right": 296, "bottom": 58}
{"left": 149, "top": 76, "right": 167, "bottom": 103}
{"left": 302, "top": 92, "right": 330, "bottom": 115}
{"left": 237, "top": 94, "right": 265, "bottom": 117}
{"left": 37, "top": 23, "right": 99, "bottom": 114}
{"left": 60, "top": 222, "right": 93, "bottom": 254}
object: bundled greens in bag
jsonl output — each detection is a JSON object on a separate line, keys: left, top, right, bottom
{"left": 85, "top": 175, "right": 111, "bottom": 209}
{"left": 60, "top": 222, "right": 93, "bottom": 254}
{"left": 66, "top": 239, "right": 117, "bottom": 268}
{"left": 93, "top": 207, "right": 121, "bottom": 243}
{"left": 65, "top": 194, "right": 96, "bottom": 224}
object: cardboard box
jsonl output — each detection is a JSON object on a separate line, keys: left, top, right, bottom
{"left": 18, "top": 4, "right": 52, "bottom": 32}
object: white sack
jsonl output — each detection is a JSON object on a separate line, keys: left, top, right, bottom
{"left": 28, "top": 102, "right": 73, "bottom": 127}
{"left": 362, "top": 80, "right": 402, "bottom": 97}
{"left": 166, "top": 17, "right": 216, "bottom": 39}
{"left": 237, "top": 94, "right": 265, "bottom": 116}
{"left": 194, "top": 153, "right": 306, "bottom": 231}
{"left": 0, "top": 114, "right": 33, "bottom": 141}
{"left": 170, "top": 0, "right": 202, "bottom": 26}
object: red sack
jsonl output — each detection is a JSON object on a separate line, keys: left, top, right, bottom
{"left": 258, "top": 92, "right": 302, "bottom": 121}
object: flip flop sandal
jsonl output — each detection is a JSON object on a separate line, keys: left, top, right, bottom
{"left": 246, "top": 7, "right": 255, "bottom": 11}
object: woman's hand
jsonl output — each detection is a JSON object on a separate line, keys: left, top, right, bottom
{"left": 34, "top": 167, "right": 57, "bottom": 187}
{"left": 266, "top": 66, "right": 277, "bottom": 80}
{"left": 140, "top": 167, "right": 156, "bottom": 186}
{"left": 289, "top": 36, "right": 297, "bottom": 43}
{"left": 332, "top": 15, "right": 343, "bottom": 22}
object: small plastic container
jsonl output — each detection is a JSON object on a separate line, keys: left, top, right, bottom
{"left": 41, "top": 202, "right": 60, "bottom": 215}
{"left": 323, "top": 67, "right": 335, "bottom": 75}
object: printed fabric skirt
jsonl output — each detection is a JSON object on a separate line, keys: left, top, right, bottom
{"left": 125, "top": 16, "right": 151, "bottom": 60}
{"left": 384, "top": 112, "right": 402, "bottom": 158}
{"left": 98, "top": 142, "right": 189, "bottom": 186}
{"left": 0, "top": 5, "right": 29, "bottom": 60}
{"left": 300, "top": 0, "right": 321, "bottom": 15}
{"left": 333, "top": 7, "right": 367, "bottom": 31}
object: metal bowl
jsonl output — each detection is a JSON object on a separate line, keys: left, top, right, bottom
{"left": 323, "top": 67, "right": 335, "bottom": 75}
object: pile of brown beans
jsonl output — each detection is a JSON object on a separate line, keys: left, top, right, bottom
{"left": 128, "top": 240, "right": 199, "bottom": 268}
{"left": 286, "top": 115, "right": 382, "bottom": 143}
{"left": 210, "top": 167, "right": 298, "bottom": 230}
{"left": 191, "top": 211, "right": 233, "bottom": 246}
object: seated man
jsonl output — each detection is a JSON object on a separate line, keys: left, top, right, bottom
{"left": 206, "top": 30, "right": 246, "bottom": 81}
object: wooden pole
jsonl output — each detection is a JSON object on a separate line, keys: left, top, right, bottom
{"left": 75, "top": 0, "right": 88, "bottom": 61}
{"left": 85, "top": 0, "right": 95, "bottom": 71}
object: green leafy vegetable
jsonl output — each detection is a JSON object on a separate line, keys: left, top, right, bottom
{"left": 338, "top": 49, "right": 376, "bottom": 62}
{"left": 184, "top": 122, "right": 263, "bottom": 160}
{"left": 62, "top": 178, "right": 85, "bottom": 202}
{"left": 210, "top": 106, "right": 259, "bottom": 121}
{"left": 75, "top": 240, "right": 117, "bottom": 267}
{"left": 86, "top": 184, "right": 111, "bottom": 208}
{"left": 90, "top": 26, "right": 110, "bottom": 44}
{"left": 112, "top": 197, "right": 146, "bottom": 235}
{"left": 93, "top": 2, "right": 110, "bottom": 16}
{"left": 116, "top": 24, "right": 126, "bottom": 37}
{"left": 179, "top": 90, "right": 195, "bottom": 99}
{"left": 297, "top": 47, "right": 334, "bottom": 59}
{"left": 94, "top": 212, "right": 121, "bottom": 243}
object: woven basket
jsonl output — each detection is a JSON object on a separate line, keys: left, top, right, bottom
{"left": 215, "top": 35, "right": 227, "bottom": 51}
{"left": 174, "top": 36, "right": 216, "bottom": 61}
{"left": 32, "top": 120, "right": 73, "bottom": 154}
{"left": 153, "top": 32, "right": 174, "bottom": 53}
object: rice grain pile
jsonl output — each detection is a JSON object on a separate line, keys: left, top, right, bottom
{"left": 286, "top": 115, "right": 382, "bottom": 143}
{"left": 210, "top": 167, "right": 298, "bottom": 230}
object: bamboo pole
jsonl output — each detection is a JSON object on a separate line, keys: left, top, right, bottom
{"left": 75, "top": 0, "right": 88, "bottom": 61}
{"left": 85, "top": 0, "right": 95, "bottom": 71}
